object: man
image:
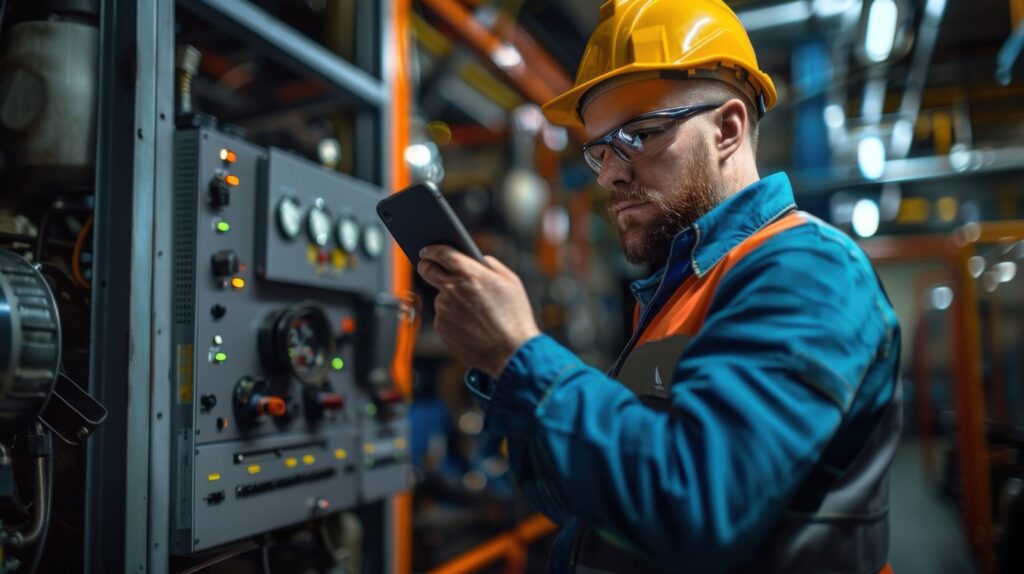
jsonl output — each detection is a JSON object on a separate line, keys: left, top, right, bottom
{"left": 417, "top": 1, "right": 901, "bottom": 572}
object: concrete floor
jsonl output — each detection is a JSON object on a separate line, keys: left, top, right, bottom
{"left": 889, "top": 439, "right": 980, "bottom": 574}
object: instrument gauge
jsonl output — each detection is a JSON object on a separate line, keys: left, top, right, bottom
{"left": 276, "top": 197, "right": 302, "bottom": 239}
{"left": 362, "top": 224, "right": 384, "bottom": 259}
{"left": 336, "top": 215, "right": 360, "bottom": 252}
{"left": 307, "top": 204, "right": 332, "bottom": 247}
{"left": 259, "top": 302, "right": 335, "bottom": 386}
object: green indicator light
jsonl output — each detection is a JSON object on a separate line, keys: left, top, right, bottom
{"left": 365, "top": 403, "right": 378, "bottom": 417}
{"left": 332, "top": 357, "right": 344, "bottom": 370}
{"left": 214, "top": 352, "right": 228, "bottom": 362}
{"left": 216, "top": 221, "right": 231, "bottom": 233}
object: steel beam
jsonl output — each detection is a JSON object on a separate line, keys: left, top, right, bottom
{"left": 178, "top": 0, "right": 387, "bottom": 109}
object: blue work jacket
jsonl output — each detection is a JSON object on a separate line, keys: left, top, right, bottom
{"left": 466, "top": 172, "right": 901, "bottom": 573}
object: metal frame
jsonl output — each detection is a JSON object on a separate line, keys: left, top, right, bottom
{"left": 86, "top": 0, "right": 160, "bottom": 571}
{"left": 86, "top": 0, "right": 403, "bottom": 571}
{"left": 178, "top": 0, "right": 387, "bottom": 110}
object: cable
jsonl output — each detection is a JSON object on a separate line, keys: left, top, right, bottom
{"left": 20, "top": 424, "right": 52, "bottom": 574}
{"left": 33, "top": 206, "right": 92, "bottom": 263}
{"left": 260, "top": 541, "right": 272, "bottom": 574}
{"left": 71, "top": 215, "right": 93, "bottom": 290}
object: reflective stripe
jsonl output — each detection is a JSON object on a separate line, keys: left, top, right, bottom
{"left": 637, "top": 211, "right": 807, "bottom": 344}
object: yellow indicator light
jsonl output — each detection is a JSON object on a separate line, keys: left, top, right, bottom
{"left": 363, "top": 443, "right": 376, "bottom": 455}
{"left": 394, "top": 438, "right": 407, "bottom": 450}
{"left": 331, "top": 249, "right": 347, "bottom": 269}
{"left": 285, "top": 457, "right": 298, "bottom": 468}
{"left": 224, "top": 174, "right": 240, "bottom": 187}
{"left": 230, "top": 277, "right": 245, "bottom": 289}
{"left": 303, "top": 454, "right": 315, "bottom": 465}
{"left": 207, "top": 473, "right": 221, "bottom": 482}
{"left": 332, "top": 357, "right": 344, "bottom": 370}
{"left": 220, "top": 149, "right": 237, "bottom": 163}
{"left": 213, "top": 352, "right": 227, "bottom": 363}
{"left": 216, "top": 221, "right": 231, "bottom": 233}
{"left": 334, "top": 448, "right": 347, "bottom": 460}
{"left": 247, "top": 464, "right": 261, "bottom": 475}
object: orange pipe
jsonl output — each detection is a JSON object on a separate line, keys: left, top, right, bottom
{"left": 427, "top": 514, "right": 557, "bottom": 574}
{"left": 493, "top": 14, "right": 572, "bottom": 95}
{"left": 390, "top": 1, "right": 414, "bottom": 573}
{"left": 947, "top": 221, "right": 1024, "bottom": 571}
{"left": 950, "top": 242, "right": 992, "bottom": 571}
{"left": 419, "top": 0, "right": 587, "bottom": 143}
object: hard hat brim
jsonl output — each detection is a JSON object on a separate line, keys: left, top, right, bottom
{"left": 542, "top": 58, "right": 777, "bottom": 129}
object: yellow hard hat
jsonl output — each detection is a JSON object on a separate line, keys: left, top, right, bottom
{"left": 542, "top": 0, "right": 778, "bottom": 128}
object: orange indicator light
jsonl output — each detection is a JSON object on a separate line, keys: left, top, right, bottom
{"left": 220, "top": 149, "right": 237, "bottom": 163}
{"left": 224, "top": 174, "right": 240, "bottom": 187}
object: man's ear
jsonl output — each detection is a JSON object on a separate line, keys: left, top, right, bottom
{"left": 715, "top": 99, "right": 748, "bottom": 163}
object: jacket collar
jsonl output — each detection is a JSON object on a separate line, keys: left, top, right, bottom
{"left": 686, "top": 171, "right": 796, "bottom": 277}
{"left": 630, "top": 172, "right": 797, "bottom": 306}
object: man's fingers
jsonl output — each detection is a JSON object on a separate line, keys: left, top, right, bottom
{"left": 421, "top": 245, "right": 487, "bottom": 277}
{"left": 417, "top": 259, "right": 454, "bottom": 288}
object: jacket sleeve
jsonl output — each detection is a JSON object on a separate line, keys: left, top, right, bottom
{"left": 465, "top": 225, "right": 895, "bottom": 572}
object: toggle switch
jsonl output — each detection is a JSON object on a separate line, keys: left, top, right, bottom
{"left": 209, "top": 177, "right": 231, "bottom": 209}
{"left": 211, "top": 250, "right": 240, "bottom": 277}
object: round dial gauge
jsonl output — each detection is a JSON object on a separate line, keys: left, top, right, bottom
{"left": 362, "top": 224, "right": 384, "bottom": 258}
{"left": 307, "top": 205, "right": 332, "bottom": 247}
{"left": 259, "top": 303, "right": 336, "bottom": 386}
{"left": 276, "top": 197, "right": 302, "bottom": 239}
{"left": 336, "top": 215, "right": 360, "bottom": 252}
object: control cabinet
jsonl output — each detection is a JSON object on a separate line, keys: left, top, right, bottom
{"left": 171, "top": 128, "right": 409, "bottom": 553}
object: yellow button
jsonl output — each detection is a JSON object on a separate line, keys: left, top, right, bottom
{"left": 394, "top": 438, "right": 407, "bottom": 450}
{"left": 247, "top": 464, "right": 261, "bottom": 475}
{"left": 334, "top": 448, "right": 348, "bottom": 460}
{"left": 285, "top": 457, "right": 298, "bottom": 468}
{"left": 207, "top": 473, "right": 221, "bottom": 482}
{"left": 363, "top": 443, "right": 376, "bottom": 455}
{"left": 302, "top": 454, "right": 315, "bottom": 465}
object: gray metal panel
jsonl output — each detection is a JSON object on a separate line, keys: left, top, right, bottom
{"left": 360, "top": 419, "right": 411, "bottom": 503}
{"left": 148, "top": 1, "right": 176, "bottom": 571}
{"left": 178, "top": 0, "right": 387, "bottom": 109}
{"left": 259, "top": 148, "right": 386, "bottom": 296}
{"left": 170, "top": 128, "right": 410, "bottom": 554}
{"left": 190, "top": 429, "right": 360, "bottom": 551}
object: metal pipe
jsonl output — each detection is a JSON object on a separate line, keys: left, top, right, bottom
{"left": 15, "top": 424, "right": 52, "bottom": 548}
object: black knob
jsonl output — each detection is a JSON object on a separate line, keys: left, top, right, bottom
{"left": 211, "top": 250, "right": 240, "bottom": 277}
{"left": 200, "top": 394, "right": 217, "bottom": 411}
{"left": 209, "top": 178, "right": 231, "bottom": 208}
{"left": 211, "top": 304, "right": 227, "bottom": 319}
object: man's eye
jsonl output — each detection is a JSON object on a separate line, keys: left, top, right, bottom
{"left": 623, "top": 126, "right": 665, "bottom": 142}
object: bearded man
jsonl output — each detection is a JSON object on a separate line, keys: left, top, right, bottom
{"left": 417, "top": 1, "right": 901, "bottom": 572}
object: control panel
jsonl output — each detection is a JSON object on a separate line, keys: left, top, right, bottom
{"left": 171, "top": 129, "right": 409, "bottom": 553}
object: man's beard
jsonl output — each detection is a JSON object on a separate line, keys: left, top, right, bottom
{"left": 609, "top": 143, "right": 724, "bottom": 266}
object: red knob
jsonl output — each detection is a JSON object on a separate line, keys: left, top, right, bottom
{"left": 376, "top": 389, "right": 404, "bottom": 404}
{"left": 318, "top": 393, "right": 345, "bottom": 410}
{"left": 255, "top": 396, "right": 287, "bottom": 417}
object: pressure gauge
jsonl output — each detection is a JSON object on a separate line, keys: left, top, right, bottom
{"left": 276, "top": 197, "right": 302, "bottom": 239}
{"left": 362, "top": 224, "right": 384, "bottom": 259}
{"left": 336, "top": 215, "right": 360, "bottom": 252}
{"left": 307, "top": 203, "right": 332, "bottom": 247}
{"left": 259, "top": 302, "right": 336, "bottom": 387}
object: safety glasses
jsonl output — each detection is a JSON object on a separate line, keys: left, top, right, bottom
{"left": 581, "top": 102, "right": 726, "bottom": 175}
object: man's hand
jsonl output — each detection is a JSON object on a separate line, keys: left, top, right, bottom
{"left": 417, "top": 246, "right": 540, "bottom": 378}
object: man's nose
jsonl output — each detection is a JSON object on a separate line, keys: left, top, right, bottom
{"left": 595, "top": 148, "right": 632, "bottom": 190}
